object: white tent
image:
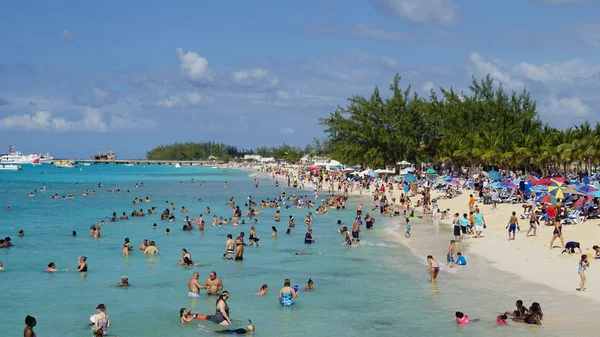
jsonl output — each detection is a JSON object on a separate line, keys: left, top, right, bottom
{"left": 374, "top": 169, "right": 395, "bottom": 174}
{"left": 396, "top": 160, "right": 411, "bottom": 165}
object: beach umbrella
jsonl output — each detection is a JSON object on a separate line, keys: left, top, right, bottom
{"left": 447, "top": 179, "right": 461, "bottom": 186}
{"left": 404, "top": 174, "right": 417, "bottom": 182}
{"left": 490, "top": 181, "right": 517, "bottom": 189}
{"left": 548, "top": 181, "right": 571, "bottom": 199}
{"left": 536, "top": 194, "right": 557, "bottom": 204}
{"left": 574, "top": 184, "right": 598, "bottom": 194}
{"left": 532, "top": 178, "right": 553, "bottom": 186}
{"left": 572, "top": 195, "right": 588, "bottom": 210}
{"left": 425, "top": 168, "right": 437, "bottom": 174}
{"left": 551, "top": 177, "right": 567, "bottom": 183}
{"left": 488, "top": 170, "right": 502, "bottom": 180}
{"left": 522, "top": 174, "right": 537, "bottom": 182}
{"left": 367, "top": 170, "right": 378, "bottom": 178}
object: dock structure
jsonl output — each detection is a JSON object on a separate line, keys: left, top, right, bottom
{"left": 73, "top": 159, "right": 225, "bottom": 166}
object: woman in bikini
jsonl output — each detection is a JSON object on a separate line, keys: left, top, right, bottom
{"left": 427, "top": 255, "right": 440, "bottom": 283}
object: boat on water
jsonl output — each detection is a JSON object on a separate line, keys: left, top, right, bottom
{"left": 0, "top": 145, "right": 52, "bottom": 165}
{"left": 124, "top": 163, "right": 134, "bottom": 167}
{"left": 0, "top": 164, "right": 23, "bottom": 171}
{"left": 54, "top": 160, "right": 77, "bottom": 168}
{"left": 81, "top": 163, "right": 91, "bottom": 166}
{"left": 92, "top": 143, "right": 116, "bottom": 161}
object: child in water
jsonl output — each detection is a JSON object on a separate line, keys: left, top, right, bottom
{"left": 305, "top": 278, "right": 313, "bottom": 290}
{"left": 405, "top": 218, "right": 411, "bottom": 238}
{"left": 455, "top": 311, "right": 480, "bottom": 324}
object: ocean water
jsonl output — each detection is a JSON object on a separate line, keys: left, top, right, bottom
{"left": 0, "top": 165, "right": 583, "bottom": 336}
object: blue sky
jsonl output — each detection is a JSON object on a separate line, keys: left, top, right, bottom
{"left": 1, "top": 0, "right": 600, "bottom": 158}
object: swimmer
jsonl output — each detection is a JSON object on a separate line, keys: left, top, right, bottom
{"left": 224, "top": 234, "right": 235, "bottom": 259}
{"left": 305, "top": 278, "right": 313, "bottom": 290}
{"left": 24, "top": 315, "right": 36, "bottom": 337}
{"left": 118, "top": 276, "right": 130, "bottom": 287}
{"left": 138, "top": 239, "right": 148, "bottom": 250}
{"left": 255, "top": 284, "right": 268, "bottom": 296}
{"left": 182, "top": 256, "right": 200, "bottom": 266}
{"left": 271, "top": 226, "right": 277, "bottom": 238}
{"left": 18, "top": 230, "right": 24, "bottom": 237}
{"left": 213, "top": 321, "right": 255, "bottom": 334}
{"left": 196, "top": 291, "right": 232, "bottom": 325}
{"left": 144, "top": 241, "right": 159, "bottom": 254}
{"left": 179, "top": 308, "right": 197, "bottom": 323}
{"left": 77, "top": 256, "right": 88, "bottom": 272}
{"left": 497, "top": 314, "right": 508, "bottom": 325}
{"left": 0, "top": 260, "right": 3, "bottom": 271}
{"left": 45, "top": 262, "right": 67, "bottom": 272}
{"left": 455, "top": 311, "right": 479, "bottom": 324}
{"left": 72, "top": 230, "right": 77, "bottom": 237}
{"left": 165, "top": 228, "right": 171, "bottom": 235}
{"left": 93, "top": 304, "right": 110, "bottom": 333}
{"left": 505, "top": 300, "right": 527, "bottom": 318}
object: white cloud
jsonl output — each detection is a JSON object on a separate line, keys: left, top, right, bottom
{"left": 72, "top": 85, "right": 116, "bottom": 107}
{"left": 176, "top": 48, "right": 212, "bottom": 83}
{"left": 232, "top": 68, "right": 278, "bottom": 88}
{"left": 422, "top": 81, "right": 435, "bottom": 92}
{"left": 515, "top": 59, "right": 600, "bottom": 85}
{"left": 468, "top": 52, "right": 525, "bottom": 89}
{"left": 370, "top": 0, "right": 458, "bottom": 25}
{"left": 155, "top": 92, "right": 213, "bottom": 109}
{"left": 60, "top": 29, "right": 73, "bottom": 41}
{"left": 353, "top": 25, "right": 413, "bottom": 43}
{"left": 380, "top": 56, "right": 400, "bottom": 69}
{"left": 280, "top": 127, "right": 296, "bottom": 135}
{"left": 0, "top": 109, "right": 155, "bottom": 132}
{"left": 542, "top": 95, "right": 590, "bottom": 117}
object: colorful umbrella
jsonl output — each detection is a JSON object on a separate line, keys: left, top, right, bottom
{"left": 572, "top": 195, "right": 588, "bottom": 210}
{"left": 574, "top": 184, "right": 598, "bottom": 194}
{"left": 551, "top": 177, "right": 567, "bottom": 183}
{"left": 425, "top": 168, "right": 437, "bottom": 174}
{"left": 536, "top": 194, "right": 557, "bottom": 204}
{"left": 532, "top": 178, "right": 553, "bottom": 186}
{"left": 447, "top": 179, "right": 461, "bottom": 186}
{"left": 487, "top": 170, "right": 502, "bottom": 180}
{"left": 522, "top": 174, "right": 537, "bottom": 182}
{"left": 548, "top": 181, "right": 571, "bottom": 199}
{"left": 489, "top": 181, "right": 517, "bottom": 189}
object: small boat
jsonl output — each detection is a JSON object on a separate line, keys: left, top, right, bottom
{"left": 174, "top": 163, "right": 181, "bottom": 169}
{"left": 0, "top": 164, "right": 23, "bottom": 171}
{"left": 54, "top": 160, "right": 77, "bottom": 168}
{"left": 124, "top": 163, "right": 134, "bottom": 167}
{"left": 211, "top": 166, "right": 218, "bottom": 169}
{"left": 81, "top": 163, "right": 91, "bottom": 166}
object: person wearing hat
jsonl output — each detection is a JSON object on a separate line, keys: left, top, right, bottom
{"left": 117, "top": 276, "right": 130, "bottom": 287}
{"left": 93, "top": 304, "right": 110, "bottom": 333}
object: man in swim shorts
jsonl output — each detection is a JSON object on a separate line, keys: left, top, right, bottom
{"left": 188, "top": 271, "right": 206, "bottom": 297}
{"left": 446, "top": 240, "right": 456, "bottom": 267}
{"left": 205, "top": 271, "right": 224, "bottom": 295}
{"left": 224, "top": 234, "right": 235, "bottom": 259}
{"left": 505, "top": 211, "right": 519, "bottom": 241}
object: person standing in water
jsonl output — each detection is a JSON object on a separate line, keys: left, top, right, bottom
{"left": 224, "top": 234, "right": 235, "bottom": 259}
{"left": 405, "top": 218, "right": 411, "bottom": 238}
{"left": 427, "top": 255, "right": 440, "bottom": 283}
{"left": 93, "top": 304, "right": 110, "bottom": 334}
{"left": 188, "top": 271, "right": 206, "bottom": 298}
{"left": 24, "top": 315, "right": 36, "bottom": 337}
{"left": 197, "top": 291, "right": 232, "bottom": 326}
{"left": 205, "top": 271, "right": 224, "bottom": 295}
{"left": 278, "top": 279, "right": 298, "bottom": 306}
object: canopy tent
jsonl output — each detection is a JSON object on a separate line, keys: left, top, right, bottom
{"left": 374, "top": 168, "right": 395, "bottom": 174}
{"left": 396, "top": 160, "right": 411, "bottom": 165}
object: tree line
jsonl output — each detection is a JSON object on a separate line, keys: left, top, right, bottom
{"left": 145, "top": 140, "right": 331, "bottom": 163}
{"left": 320, "top": 74, "right": 599, "bottom": 173}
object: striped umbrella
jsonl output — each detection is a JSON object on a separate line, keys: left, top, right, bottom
{"left": 548, "top": 181, "right": 572, "bottom": 199}
{"left": 536, "top": 194, "right": 557, "bottom": 204}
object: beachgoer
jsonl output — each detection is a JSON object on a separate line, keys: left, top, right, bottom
{"left": 278, "top": 279, "right": 298, "bottom": 306}
{"left": 505, "top": 299, "right": 527, "bottom": 317}
{"left": 455, "top": 311, "right": 479, "bottom": 324}
{"left": 456, "top": 252, "right": 466, "bottom": 266}
{"left": 24, "top": 315, "right": 36, "bottom": 337}
{"left": 505, "top": 211, "right": 520, "bottom": 241}
{"left": 452, "top": 213, "right": 461, "bottom": 242}
{"left": 93, "top": 304, "right": 110, "bottom": 333}
{"left": 593, "top": 245, "right": 600, "bottom": 259}
{"left": 235, "top": 233, "right": 245, "bottom": 260}
{"left": 446, "top": 240, "right": 456, "bottom": 267}
{"left": 117, "top": 276, "right": 130, "bottom": 287}
{"left": 427, "top": 255, "right": 440, "bottom": 283}
{"left": 271, "top": 226, "right": 277, "bottom": 238}
{"left": 305, "top": 278, "right": 313, "bottom": 290}
{"left": 197, "top": 291, "right": 232, "bottom": 326}
{"left": 205, "top": 271, "right": 224, "bottom": 295}
{"left": 562, "top": 241, "right": 582, "bottom": 255}
{"left": 255, "top": 284, "right": 268, "bottom": 296}
{"left": 473, "top": 208, "right": 485, "bottom": 238}
{"left": 578, "top": 254, "right": 590, "bottom": 292}
{"left": 188, "top": 272, "right": 206, "bottom": 297}
{"left": 496, "top": 314, "right": 508, "bottom": 325}
{"left": 0, "top": 260, "right": 3, "bottom": 271}
{"left": 468, "top": 194, "right": 475, "bottom": 212}
{"left": 549, "top": 222, "right": 565, "bottom": 249}
{"left": 213, "top": 322, "right": 255, "bottom": 334}
{"left": 180, "top": 308, "right": 195, "bottom": 323}
{"left": 527, "top": 211, "right": 540, "bottom": 237}
{"left": 405, "top": 218, "right": 411, "bottom": 238}
{"left": 304, "top": 227, "right": 315, "bottom": 244}
{"left": 77, "top": 256, "right": 88, "bottom": 272}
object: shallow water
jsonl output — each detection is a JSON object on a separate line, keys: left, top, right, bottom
{"left": 0, "top": 165, "right": 588, "bottom": 336}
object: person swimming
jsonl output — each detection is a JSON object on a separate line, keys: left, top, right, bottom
{"left": 497, "top": 314, "right": 508, "bottom": 325}
{"left": 455, "top": 311, "right": 479, "bottom": 324}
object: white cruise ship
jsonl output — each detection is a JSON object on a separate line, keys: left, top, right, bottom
{"left": 0, "top": 145, "right": 54, "bottom": 165}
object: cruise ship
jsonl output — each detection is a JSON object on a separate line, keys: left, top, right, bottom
{"left": 0, "top": 145, "right": 54, "bottom": 165}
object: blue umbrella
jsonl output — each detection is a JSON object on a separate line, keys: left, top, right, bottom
{"left": 367, "top": 170, "right": 378, "bottom": 178}
{"left": 488, "top": 170, "right": 502, "bottom": 180}
{"left": 404, "top": 174, "right": 417, "bottom": 182}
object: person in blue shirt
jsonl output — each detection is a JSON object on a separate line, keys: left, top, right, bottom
{"left": 304, "top": 228, "right": 315, "bottom": 244}
{"left": 456, "top": 252, "right": 467, "bottom": 266}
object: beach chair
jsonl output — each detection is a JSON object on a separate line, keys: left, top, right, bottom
{"left": 561, "top": 210, "right": 585, "bottom": 225}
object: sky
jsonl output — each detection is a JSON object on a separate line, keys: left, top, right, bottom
{"left": 1, "top": 0, "right": 600, "bottom": 158}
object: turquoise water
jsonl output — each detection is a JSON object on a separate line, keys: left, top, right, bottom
{"left": 0, "top": 165, "right": 575, "bottom": 336}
